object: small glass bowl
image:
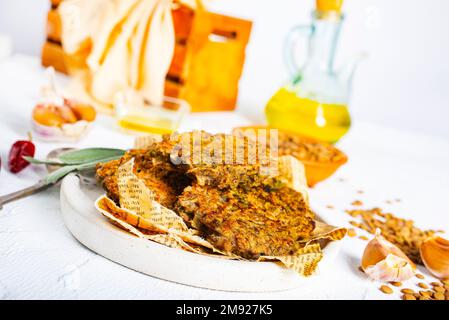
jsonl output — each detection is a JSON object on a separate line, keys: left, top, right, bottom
{"left": 114, "top": 90, "right": 190, "bottom": 135}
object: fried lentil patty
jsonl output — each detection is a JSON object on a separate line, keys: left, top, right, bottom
{"left": 95, "top": 149, "right": 191, "bottom": 209}
{"left": 175, "top": 184, "right": 315, "bottom": 259}
{"left": 96, "top": 131, "right": 315, "bottom": 259}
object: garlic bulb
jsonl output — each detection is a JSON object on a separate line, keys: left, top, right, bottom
{"left": 361, "top": 229, "right": 416, "bottom": 282}
{"left": 420, "top": 235, "right": 449, "bottom": 279}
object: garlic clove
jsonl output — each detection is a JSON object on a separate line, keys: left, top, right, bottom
{"left": 364, "top": 254, "right": 415, "bottom": 282}
{"left": 420, "top": 235, "right": 449, "bottom": 279}
{"left": 361, "top": 229, "right": 416, "bottom": 282}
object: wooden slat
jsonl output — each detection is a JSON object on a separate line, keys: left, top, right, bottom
{"left": 172, "top": 5, "right": 194, "bottom": 41}
{"left": 41, "top": 4, "right": 253, "bottom": 112}
{"left": 51, "top": 0, "right": 62, "bottom": 8}
{"left": 42, "top": 41, "right": 67, "bottom": 73}
{"left": 46, "top": 9, "right": 62, "bottom": 42}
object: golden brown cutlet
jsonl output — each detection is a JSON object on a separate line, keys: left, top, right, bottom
{"left": 176, "top": 183, "right": 315, "bottom": 259}
{"left": 96, "top": 131, "right": 315, "bottom": 259}
{"left": 95, "top": 149, "right": 190, "bottom": 209}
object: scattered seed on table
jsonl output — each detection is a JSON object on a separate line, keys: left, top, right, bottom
{"left": 402, "top": 294, "right": 416, "bottom": 300}
{"left": 419, "top": 291, "right": 431, "bottom": 298}
{"left": 416, "top": 274, "right": 425, "bottom": 279}
{"left": 359, "top": 235, "right": 369, "bottom": 241}
{"left": 390, "top": 281, "right": 402, "bottom": 287}
{"left": 418, "top": 282, "right": 429, "bottom": 289}
{"left": 326, "top": 205, "right": 335, "bottom": 209}
{"left": 434, "top": 286, "right": 446, "bottom": 293}
{"left": 347, "top": 228, "right": 357, "bottom": 237}
{"left": 380, "top": 285, "right": 393, "bottom": 294}
{"left": 401, "top": 288, "right": 415, "bottom": 294}
{"left": 430, "top": 281, "right": 441, "bottom": 287}
{"left": 351, "top": 200, "right": 363, "bottom": 206}
{"left": 349, "top": 221, "right": 360, "bottom": 227}
{"left": 434, "top": 292, "right": 445, "bottom": 300}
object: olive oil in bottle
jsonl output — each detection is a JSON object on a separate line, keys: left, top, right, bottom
{"left": 266, "top": 0, "right": 362, "bottom": 143}
{"left": 265, "top": 88, "right": 351, "bottom": 143}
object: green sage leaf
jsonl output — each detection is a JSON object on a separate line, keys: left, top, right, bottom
{"left": 57, "top": 148, "right": 125, "bottom": 164}
{"left": 45, "top": 165, "right": 78, "bottom": 184}
{"left": 23, "top": 156, "right": 62, "bottom": 166}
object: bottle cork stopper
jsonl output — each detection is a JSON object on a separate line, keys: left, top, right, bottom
{"left": 316, "top": 0, "right": 343, "bottom": 12}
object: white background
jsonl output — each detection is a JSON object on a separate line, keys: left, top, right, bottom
{"left": 1, "top": 0, "right": 448, "bottom": 141}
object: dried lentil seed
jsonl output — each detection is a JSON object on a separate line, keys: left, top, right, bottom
{"left": 326, "top": 205, "right": 335, "bottom": 209}
{"left": 351, "top": 200, "right": 363, "bottom": 206}
{"left": 358, "top": 235, "right": 369, "bottom": 241}
{"left": 416, "top": 274, "right": 425, "bottom": 279}
{"left": 418, "top": 282, "right": 429, "bottom": 289}
{"left": 402, "top": 294, "right": 416, "bottom": 300}
{"left": 434, "top": 292, "right": 445, "bottom": 300}
{"left": 434, "top": 286, "right": 446, "bottom": 293}
{"left": 390, "top": 281, "right": 402, "bottom": 287}
{"left": 401, "top": 288, "right": 415, "bottom": 294}
{"left": 419, "top": 291, "right": 431, "bottom": 298}
{"left": 430, "top": 281, "right": 441, "bottom": 287}
{"left": 347, "top": 228, "right": 357, "bottom": 237}
{"left": 349, "top": 221, "right": 360, "bottom": 227}
{"left": 380, "top": 285, "right": 393, "bottom": 294}
{"left": 345, "top": 208, "right": 438, "bottom": 265}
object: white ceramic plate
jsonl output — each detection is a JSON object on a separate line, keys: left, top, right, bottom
{"left": 60, "top": 173, "right": 342, "bottom": 292}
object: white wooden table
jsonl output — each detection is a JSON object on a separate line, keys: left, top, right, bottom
{"left": 0, "top": 55, "right": 448, "bottom": 299}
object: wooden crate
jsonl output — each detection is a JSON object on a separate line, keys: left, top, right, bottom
{"left": 42, "top": 2, "right": 252, "bottom": 112}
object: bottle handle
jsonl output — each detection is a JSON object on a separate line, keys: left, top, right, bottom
{"left": 283, "top": 25, "right": 312, "bottom": 78}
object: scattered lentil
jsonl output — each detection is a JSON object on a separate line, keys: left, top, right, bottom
{"left": 419, "top": 290, "right": 431, "bottom": 298}
{"left": 358, "top": 235, "right": 369, "bottom": 241}
{"left": 347, "top": 228, "right": 357, "bottom": 237}
{"left": 390, "top": 281, "right": 402, "bottom": 287}
{"left": 351, "top": 200, "right": 363, "bottom": 206}
{"left": 416, "top": 274, "right": 425, "bottom": 279}
{"left": 434, "top": 292, "right": 445, "bottom": 300}
{"left": 401, "top": 288, "right": 415, "bottom": 294}
{"left": 402, "top": 294, "right": 416, "bottom": 300}
{"left": 418, "top": 282, "right": 429, "bottom": 289}
{"left": 345, "top": 208, "right": 438, "bottom": 264}
{"left": 434, "top": 286, "right": 445, "bottom": 293}
{"left": 380, "top": 285, "right": 393, "bottom": 294}
{"left": 430, "top": 281, "right": 441, "bottom": 287}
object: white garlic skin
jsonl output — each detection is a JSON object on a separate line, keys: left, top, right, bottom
{"left": 361, "top": 229, "right": 416, "bottom": 282}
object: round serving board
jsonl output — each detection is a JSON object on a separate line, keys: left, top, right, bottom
{"left": 60, "top": 173, "right": 342, "bottom": 292}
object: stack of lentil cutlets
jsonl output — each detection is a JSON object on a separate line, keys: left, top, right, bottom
{"left": 96, "top": 131, "right": 315, "bottom": 259}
